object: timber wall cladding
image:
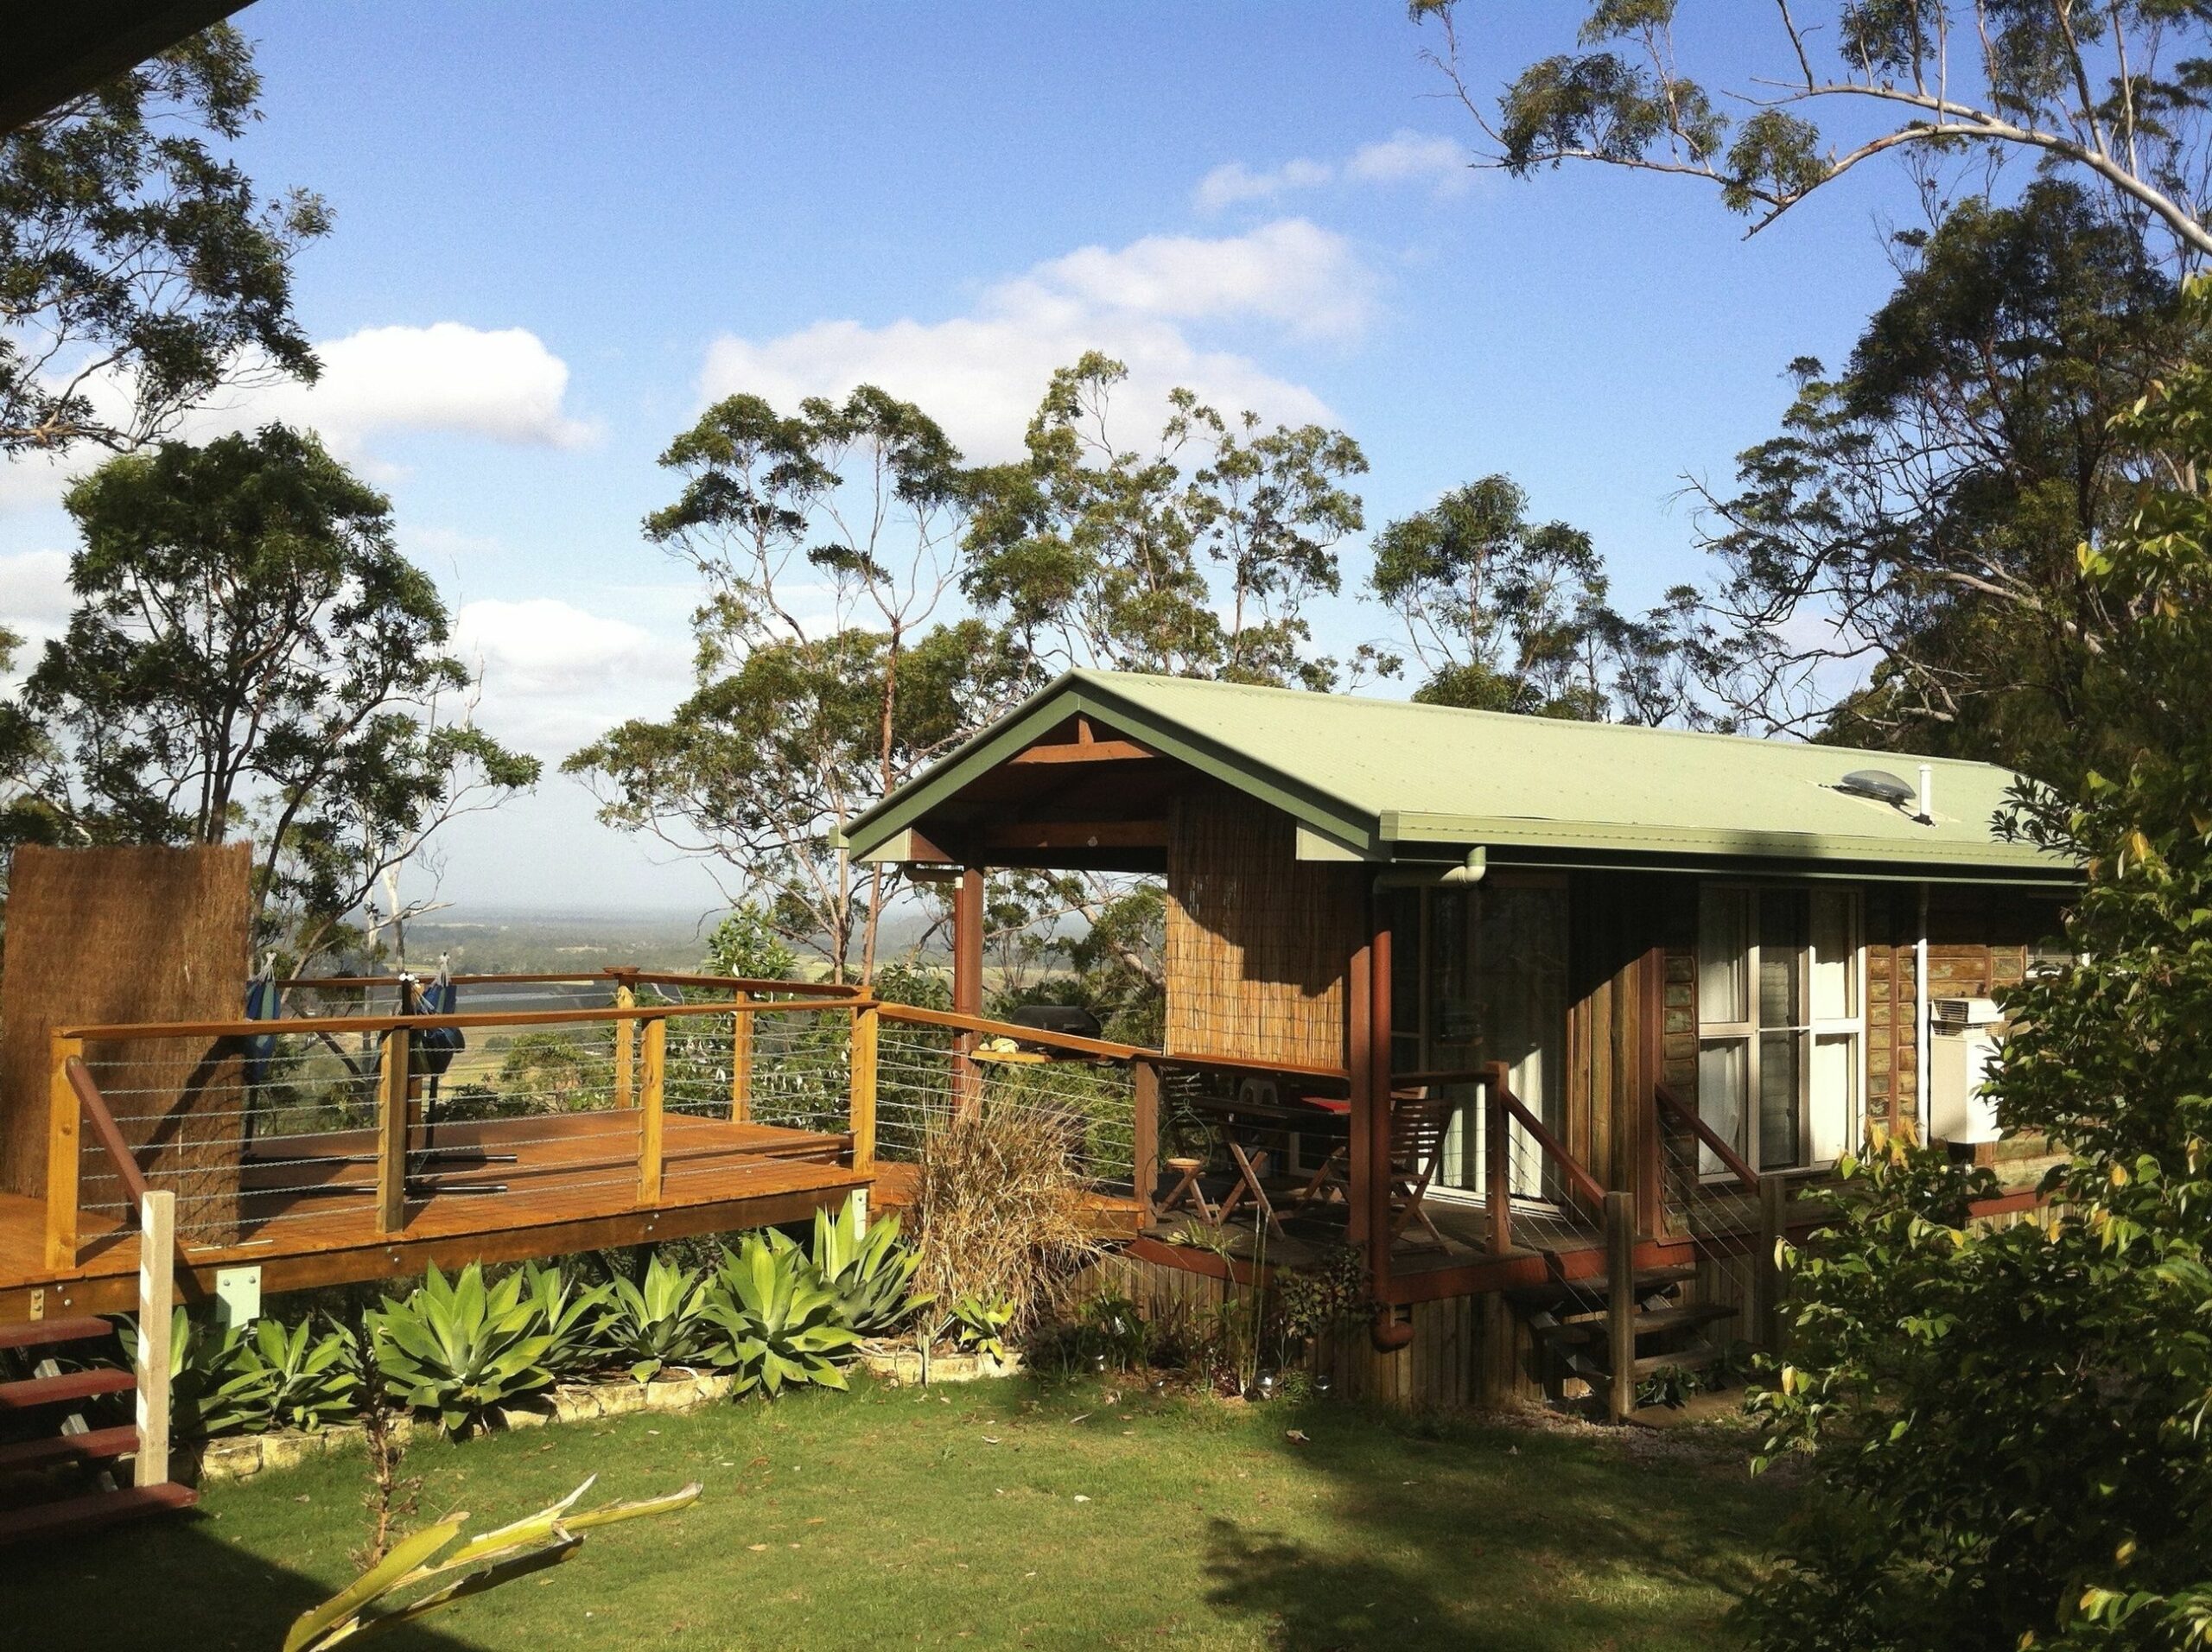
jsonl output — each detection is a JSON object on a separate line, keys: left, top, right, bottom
{"left": 1163, "top": 785, "right": 1363, "bottom": 1071}
{"left": 0, "top": 843, "right": 252, "bottom": 1237}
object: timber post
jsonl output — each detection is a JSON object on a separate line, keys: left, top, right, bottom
{"left": 44, "top": 1032, "right": 84, "bottom": 1270}
{"left": 729, "top": 989, "right": 753, "bottom": 1121}
{"left": 612, "top": 978, "right": 638, "bottom": 1109}
{"left": 134, "top": 1188, "right": 175, "bottom": 1488}
{"left": 1758, "top": 1172, "right": 1789, "bottom": 1354}
{"left": 1132, "top": 1056, "right": 1160, "bottom": 1225}
{"left": 848, "top": 1000, "right": 878, "bottom": 1173}
{"left": 951, "top": 866, "right": 984, "bottom": 1116}
{"left": 1485, "top": 1062, "right": 1511, "bottom": 1257}
{"left": 376, "top": 1028, "right": 411, "bottom": 1236}
{"left": 638, "top": 1013, "right": 667, "bottom": 1205}
{"left": 1605, "top": 1189, "right": 1636, "bottom": 1423}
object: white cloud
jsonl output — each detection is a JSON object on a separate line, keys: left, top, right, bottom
{"left": 453, "top": 594, "right": 689, "bottom": 759}
{"left": 0, "top": 548, "right": 75, "bottom": 658}
{"left": 1192, "top": 129, "right": 1473, "bottom": 213}
{"left": 0, "top": 321, "right": 594, "bottom": 517}
{"left": 698, "top": 219, "right": 1365, "bottom": 462}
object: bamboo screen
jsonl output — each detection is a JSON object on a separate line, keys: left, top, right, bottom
{"left": 1163, "top": 784, "right": 1363, "bottom": 1070}
{"left": 0, "top": 843, "right": 252, "bottom": 1219}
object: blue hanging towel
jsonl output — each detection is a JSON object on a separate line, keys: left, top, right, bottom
{"left": 412, "top": 961, "right": 466, "bottom": 1078}
{"left": 244, "top": 956, "right": 281, "bottom": 1088}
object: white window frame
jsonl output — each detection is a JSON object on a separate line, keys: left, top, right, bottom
{"left": 1695, "top": 883, "right": 1866, "bottom": 1176}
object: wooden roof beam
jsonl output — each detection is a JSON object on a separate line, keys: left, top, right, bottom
{"left": 981, "top": 819, "right": 1167, "bottom": 852}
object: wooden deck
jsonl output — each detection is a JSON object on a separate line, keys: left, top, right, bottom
{"left": 1, "top": 1112, "right": 869, "bottom": 1322}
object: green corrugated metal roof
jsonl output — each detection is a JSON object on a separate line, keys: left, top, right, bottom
{"left": 843, "top": 670, "right": 2073, "bottom": 878}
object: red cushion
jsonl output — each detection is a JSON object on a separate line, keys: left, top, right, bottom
{"left": 1299, "top": 1095, "right": 1351, "bottom": 1115}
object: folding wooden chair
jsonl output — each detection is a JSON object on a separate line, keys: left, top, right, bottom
{"left": 1156, "top": 1154, "right": 1217, "bottom": 1225}
{"left": 1386, "top": 1091, "right": 1456, "bottom": 1249}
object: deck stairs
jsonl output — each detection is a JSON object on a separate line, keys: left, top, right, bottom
{"left": 0, "top": 1316, "right": 194, "bottom": 1546}
{"left": 1510, "top": 1258, "right": 1738, "bottom": 1413}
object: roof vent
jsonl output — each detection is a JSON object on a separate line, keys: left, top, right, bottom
{"left": 1836, "top": 768, "right": 1919, "bottom": 810}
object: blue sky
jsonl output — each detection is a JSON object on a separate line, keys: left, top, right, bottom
{"left": 0, "top": 3, "right": 1925, "bottom": 918}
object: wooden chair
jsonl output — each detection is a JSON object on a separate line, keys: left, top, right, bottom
{"left": 1385, "top": 1091, "right": 1456, "bottom": 1249}
{"left": 1156, "top": 1154, "right": 1217, "bottom": 1225}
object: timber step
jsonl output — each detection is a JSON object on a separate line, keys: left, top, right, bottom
{"left": 0, "top": 1316, "right": 117, "bottom": 1353}
{"left": 1510, "top": 1265, "right": 1698, "bottom": 1311}
{"left": 1533, "top": 1302, "right": 1739, "bottom": 1347}
{"left": 0, "top": 1367, "right": 136, "bottom": 1411}
{"left": 0, "top": 1424, "right": 138, "bottom": 1474}
{"left": 0, "top": 1482, "right": 196, "bottom": 1547}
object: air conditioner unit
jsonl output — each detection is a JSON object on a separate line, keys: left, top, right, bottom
{"left": 1929, "top": 996, "right": 2004, "bottom": 1144}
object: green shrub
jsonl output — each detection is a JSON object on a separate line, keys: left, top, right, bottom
{"left": 518, "top": 1260, "right": 615, "bottom": 1382}
{"left": 242, "top": 1316, "right": 359, "bottom": 1433}
{"left": 947, "top": 1294, "right": 1014, "bottom": 1365}
{"left": 601, "top": 1255, "right": 714, "bottom": 1382}
{"left": 121, "top": 1306, "right": 276, "bottom": 1439}
{"left": 797, "top": 1200, "right": 926, "bottom": 1335}
{"left": 367, "top": 1263, "right": 556, "bottom": 1434}
{"left": 702, "top": 1234, "right": 858, "bottom": 1395}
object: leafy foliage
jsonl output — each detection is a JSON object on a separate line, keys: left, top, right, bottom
{"left": 600, "top": 1255, "right": 715, "bottom": 1383}
{"left": 702, "top": 1233, "right": 860, "bottom": 1395}
{"left": 120, "top": 1306, "right": 274, "bottom": 1439}
{"left": 367, "top": 1264, "right": 556, "bottom": 1435}
{"left": 242, "top": 1315, "right": 361, "bottom": 1433}
{"left": 1739, "top": 280, "right": 2212, "bottom": 1651}
{"left": 945, "top": 1293, "right": 1016, "bottom": 1365}
{"left": 516, "top": 1261, "right": 615, "bottom": 1383}
{"left": 0, "top": 25, "right": 329, "bottom": 455}
{"left": 794, "top": 1200, "right": 927, "bottom": 1335}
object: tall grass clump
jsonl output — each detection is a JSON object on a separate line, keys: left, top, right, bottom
{"left": 910, "top": 1100, "right": 1101, "bottom": 1338}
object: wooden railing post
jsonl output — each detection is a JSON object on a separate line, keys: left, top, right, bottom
{"left": 376, "top": 1028, "right": 411, "bottom": 1236}
{"left": 848, "top": 1001, "right": 878, "bottom": 1173}
{"left": 134, "top": 1188, "right": 175, "bottom": 1488}
{"left": 613, "top": 982, "right": 637, "bottom": 1109}
{"left": 1133, "top": 1056, "right": 1160, "bottom": 1225}
{"left": 729, "top": 989, "right": 753, "bottom": 1121}
{"left": 638, "top": 1014, "right": 667, "bottom": 1205}
{"left": 1759, "top": 1172, "right": 1789, "bottom": 1354}
{"left": 44, "top": 1032, "right": 84, "bottom": 1269}
{"left": 1485, "top": 1062, "right": 1510, "bottom": 1257}
{"left": 1605, "top": 1189, "right": 1637, "bottom": 1423}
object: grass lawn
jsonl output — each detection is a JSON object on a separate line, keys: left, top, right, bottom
{"left": 4, "top": 1377, "right": 1791, "bottom": 1651}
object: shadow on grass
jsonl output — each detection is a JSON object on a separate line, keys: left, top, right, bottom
{"left": 1198, "top": 1402, "right": 1777, "bottom": 1652}
{"left": 2, "top": 1512, "right": 480, "bottom": 1652}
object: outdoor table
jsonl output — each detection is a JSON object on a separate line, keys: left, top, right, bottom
{"left": 1180, "top": 1091, "right": 1352, "bottom": 1238}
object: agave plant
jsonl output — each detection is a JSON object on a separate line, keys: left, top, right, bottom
{"left": 804, "top": 1201, "right": 927, "bottom": 1336}
{"left": 601, "top": 1255, "right": 714, "bottom": 1382}
{"left": 947, "top": 1294, "right": 1015, "bottom": 1366}
{"left": 702, "top": 1234, "right": 859, "bottom": 1396}
{"left": 518, "top": 1261, "right": 615, "bottom": 1382}
{"left": 121, "top": 1306, "right": 278, "bottom": 1439}
{"left": 368, "top": 1264, "right": 557, "bottom": 1434}
{"left": 243, "top": 1316, "right": 360, "bottom": 1433}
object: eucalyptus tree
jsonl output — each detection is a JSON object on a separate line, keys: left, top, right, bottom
{"left": 1366, "top": 473, "right": 1704, "bottom": 721}
{"left": 1414, "top": 0, "right": 2212, "bottom": 266}
{"left": 568, "top": 387, "right": 1028, "bottom": 982}
{"left": 21, "top": 425, "right": 537, "bottom": 964}
{"left": 1, "top": 23, "right": 328, "bottom": 455}
{"left": 963, "top": 352, "right": 1368, "bottom": 689}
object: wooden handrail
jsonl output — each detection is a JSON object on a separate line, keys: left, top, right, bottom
{"left": 1491, "top": 1076, "right": 1609, "bottom": 1212}
{"left": 1654, "top": 1081, "right": 1762, "bottom": 1191}
{"left": 66, "top": 1056, "right": 149, "bottom": 1209}
{"left": 58, "top": 994, "right": 859, "bottom": 1043}
{"left": 278, "top": 968, "right": 856, "bottom": 998}
{"left": 876, "top": 1001, "right": 1157, "bottom": 1063}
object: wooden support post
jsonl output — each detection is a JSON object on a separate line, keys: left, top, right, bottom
{"left": 613, "top": 982, "right": 637, "bottom": 1109}
{"left": 376, "top": 1028, "right": 411, "bottom": 1236}
{"left": 44, "top": 1033, "right": 84, "bottom": 1270}
{"left": 1132, "top": 1056, "right": 1160, "bottom": 1226}
{"left": 1636, "top": 944, "right": 1667, "bottom": 1241}
{"left": 1759, "top": 1172, "right": 1789, "bottom": 1355}
{"left": 848, "top": 1001, "right": 878, "bottom": 1173}
{"left": 729, "top": 989, "right": 753, "bottom": 1121}
{"left": 1605, "top": 1188, "right": 1636, "bottom": 1423}
{"left": 133, "top": 1188, "right": 175, "bottom": 1489}
{"left": 1368, "top": 912, "right": 1395, "bottom": 1302}
{"left": 638, "top": 1015, "right": 667, "bottom": 1205}
{"left": 951, "top": 866, "right": 984, "bottom": 1115}
{"left": 1485, "top": 1063, "right": 1511, "bottom": 1257}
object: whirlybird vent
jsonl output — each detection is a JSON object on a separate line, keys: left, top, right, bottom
{"left": 1836, "top": 768, "right": 1918, "bottom": 808}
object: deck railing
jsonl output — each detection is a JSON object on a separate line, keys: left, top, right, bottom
{"left": 42, "top": 975, "right": 869, "bottom": 1268}
{"left": 1651, "top": 1081, "right": 1789, "bottom": 1349}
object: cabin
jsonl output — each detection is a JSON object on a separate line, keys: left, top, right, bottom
{"left": 841, "top": 669, "right": 2076, "bottom": 1409}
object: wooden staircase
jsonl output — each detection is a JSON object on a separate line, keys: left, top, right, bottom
{"left": 1512, "top": 1259, "right": 1738, "bottom": 1415}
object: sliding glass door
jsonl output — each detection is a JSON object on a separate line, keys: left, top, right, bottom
{"left": 1391, "top": 880, "right": 1568, "bottom": 1201}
